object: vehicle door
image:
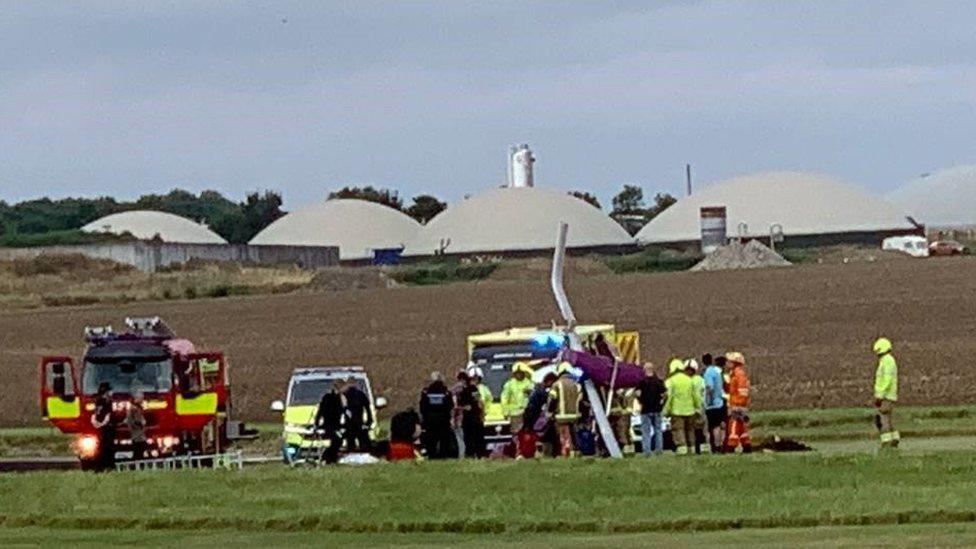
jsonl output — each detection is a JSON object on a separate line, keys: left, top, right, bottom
{"left": 39, "top": 356, "right": 82, "bottom": 432}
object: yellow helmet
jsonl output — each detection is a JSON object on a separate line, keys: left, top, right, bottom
{"left": 725, "top": 351, "right": 745, "bottom": 365}
{"left": 512, "top": 361, "right": 532, "bottom": 375}
{"left": 556, "top": 361, "right": 573, "bottom": 375}
{"left": 873, "top": 337, "right": 892, "bottom": 356}
{"left": 668, "top": 358, "right": 684, "bottom": 375}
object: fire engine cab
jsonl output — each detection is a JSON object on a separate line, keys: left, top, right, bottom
{"left": 39, "top": 316, "right": 251, "bottom": 469}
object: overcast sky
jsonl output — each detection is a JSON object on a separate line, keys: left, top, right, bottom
{"left": 2, "top": 1, "right": 975, "bottom": 209}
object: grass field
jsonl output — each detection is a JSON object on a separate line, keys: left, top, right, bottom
{"left": 3, "top": 405, "right": 976, "bottom": 546}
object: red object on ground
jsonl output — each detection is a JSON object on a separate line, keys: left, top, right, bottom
{"left": 517, "top": 430, "right": 538, "bottom": 458}
{"left": 387, "top": 441, "right": 415, "bottom": 461}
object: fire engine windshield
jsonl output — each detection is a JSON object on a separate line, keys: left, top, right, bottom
{"left": 82, "top": 359, "right": 173, "bottom": 395}
{"left": 289, "top": 378, "right": 366, "bottom": 406}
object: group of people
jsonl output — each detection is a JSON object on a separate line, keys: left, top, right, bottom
{"left": 636, "top": 351, "right": 752, "bottom": 457}
{"left": 88, "top": 382, "right": 148, "bottom": 471}
{"left": 397, "top": 349, "right": 755, "bottom": 460}
{"left": 313, "top": 377, "right": 374, "bottom": 463}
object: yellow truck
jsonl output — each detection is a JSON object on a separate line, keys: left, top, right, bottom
{"left": 466, "top": 325, "right": 639, "bottom": 445}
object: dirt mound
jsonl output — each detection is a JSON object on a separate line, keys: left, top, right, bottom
{"left": 755, "top": 435, "right": 813, "bottom": 453}
{"left": 691, "top": 240, "right": 791, "bottom": 272}
{"left": 489, "top": 257, "right": 611, "bottom": 281}
{"left": 305, "top": 267, "right": 396, "bottom": 292}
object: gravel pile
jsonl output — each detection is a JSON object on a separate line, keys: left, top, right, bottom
{"left": 691, "top": 239, "right": 791, "bottom": 271}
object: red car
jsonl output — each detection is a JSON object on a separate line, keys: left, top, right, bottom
{"left": 929, "top": 240, "right": 968, "bottom": 256}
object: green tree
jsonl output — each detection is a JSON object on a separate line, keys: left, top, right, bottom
{"left": 405, "top": 194, "right": 446, "bottom": 223}
{"left": 328, "top": 186, "right": 403, "bottom": 210}
{"left": 569, "top": 191, "right": 602, "bottom": 210}
{"left": 646, "top": 192, "right": 677, "bottom": 220}
{"left": 240, "top": 190, "right": 285, "bottom": 241}
{"left": 611, "top": 184, "right": 644, "bottom": 215}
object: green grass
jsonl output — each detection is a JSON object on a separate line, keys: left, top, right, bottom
{"left": 602, "top": 249, "right": 702, "bottom": 274}
{"left": 388, "top": 260, "right": 498, "bottom": 285}
{"left": 6, "top": 522, "right": 976, "bottom": 548}
{"left": 5, "top": 451, "right": 976, "bottom": 533}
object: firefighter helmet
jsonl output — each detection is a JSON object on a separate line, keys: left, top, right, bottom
{"left": 873, "top": 337, "right": 892, "bottom": 356}
{"left": 466, "top": 365, "right": 484, "bottom": 379}
{"left": 512, "top": 361, "right": 532, "bottom": 375}
{"left": 683, "top": 358, "right": 700, "bottom": 372}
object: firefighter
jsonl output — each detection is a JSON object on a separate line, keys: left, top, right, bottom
{"left": 724, "top": 351, "right": 752, "bottom": 453}
{"left": 686, "top": 359, "right": 708, "bottom": 454}
{"left": 500, "top": 362, "right": 534, "bottom": 433}
{"left": 873, "top": 337, "right": 900, "bottom": 449}
{"left": 91, "top": 382, "right": 116, "bottom": 471}
{"left": 125, "top": 391, "right": 147, "bottom": 461}
{"left": 550, "top": 362, "right": 580, "bottom": 457}
{"left": 664, "top": 361, "right": 702, "bottom": 455}
{"left": 342, "top": 377, "right": 373, "bottom": 453}
{"left": 467, "top": 366, "right": 494, "bottom": 412}
{"left": 315, "top": 385, "right": 345, "bottom": 464}
{"left": 419, "top": 371, "right": 457, "bottom": 459}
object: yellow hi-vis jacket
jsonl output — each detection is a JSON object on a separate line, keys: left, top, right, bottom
{"left": 874, "top": 353, "right": 898, "bottom": 401}
{"left": 500, "top": 377, "right": 533, "bottom": 417}
{"left": 664, "top": 372, "right": 703, "bottom": 417}
{"left": 550, "top": 376, "right": 580, "bottom": 423}
{"left": 477, "top": 383, "right": 494, "bottom": 405}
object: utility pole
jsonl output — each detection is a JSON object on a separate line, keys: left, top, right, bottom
{"left": 686, "top": 164, "right": 693, "bottom": 196}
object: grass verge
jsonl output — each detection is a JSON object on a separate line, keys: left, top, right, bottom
{"left": 602, "top": 249, "right": 702, "bottom": 274}
{"left": 387, "top": 260, "right": 497, "bottom": 286}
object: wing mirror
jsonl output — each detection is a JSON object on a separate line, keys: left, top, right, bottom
{"left": 270, "top": 400, "right": 285, "bottom": 412}
{"left": 374, "top": 396, "right": 388, "bottom": 409}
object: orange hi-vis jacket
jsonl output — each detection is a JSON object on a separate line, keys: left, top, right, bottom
{"left": 728, "top": 366, "right": 750, "bottom": 408}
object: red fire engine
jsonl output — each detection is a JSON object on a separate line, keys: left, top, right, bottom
{"left": 39, "top": 317, "right": 251, "bottom": 469}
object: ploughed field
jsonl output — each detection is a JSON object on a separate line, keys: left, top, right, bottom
{"left": 1, "top": 256, "right": 975, "bottom": 426}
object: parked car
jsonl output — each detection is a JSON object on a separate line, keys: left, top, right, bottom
{"left": 929, "top": 240, "right": 968, "bottom": 256}
{"left": 882, "top": 236, "right": 929, "bottom": 258}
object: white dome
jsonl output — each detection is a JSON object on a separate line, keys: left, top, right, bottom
{"left": 403, "top": 187, "right": 634, "bottom": 256}
{"left": 249, "top": 199, "right": 421, "bottom": 260}
{"left": 637, "top": 171, "right": 916, "bottom": 245}
{"left": 888, "top": 165, "right": 976, "bottom": 227}
{"left": 82, "top": 210, "right": 226, "bottom": 244}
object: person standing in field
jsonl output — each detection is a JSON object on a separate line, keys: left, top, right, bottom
{"left": 550, "top": 362, "right": 581, "bottom": 457}
{"left": 458, "top": 369, "right": 487, "bottom": 458}
{"left": 419, "top": 371, "right": 457, "bottom": 459}
{"left": 702, "top": 354, "right": 728, "bottom": 453}
{"left": 342, "top": 377, "right": 373, "bottom": 453}
{"left": 500, "top": 362, "right": 534, "bottom": 434}
{"left": 636, "top": 362, "right": 666, "bottom": 456}
{"left": 523, "top": 372, "right": 559, "bottom": 457}
{"left": 724, "top": 351, "right": 752, "bottom": 453}
{"left": 872, "top": 337, "right": 900, "bottom": 449}
{"left": 315, "top": 385, "right": 345, "bottom": 464}
{"left": 451, "top": 370, "right": 469, "bottom": 457}
{"left": 664, "top": 361, "right": 702, "bottom": 455}
{"left": 91, "top": 382, "right": 116, "bottom": 471}
{"left": 125, "top": 391, "right": 147, "bottom": 461}
{"left": 687, "top": 359, "right": 708, "bottom": 454}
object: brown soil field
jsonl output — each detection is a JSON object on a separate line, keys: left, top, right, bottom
{"left": 2, "top": 256, "right": 975, "bottom": 427}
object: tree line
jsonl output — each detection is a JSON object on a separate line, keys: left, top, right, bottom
{"left": 0, "top": 183, "right": 674, "bottom": 246}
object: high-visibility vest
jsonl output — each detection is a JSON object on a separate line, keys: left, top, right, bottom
{"left": 874, "top": 354, "right": 898, "bottom": 401}
{"left": 728, "top": 366, "right": 750, "bottom": 408}
{"left": 500, "top": 377, "right": 533, "bottom": 417}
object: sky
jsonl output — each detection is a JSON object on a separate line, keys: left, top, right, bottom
{"left": 2, "top": 1, "right": 975, "bottom": 210}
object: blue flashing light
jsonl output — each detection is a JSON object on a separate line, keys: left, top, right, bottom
{"left": 531, "top": 332, "right": 562, "bottom": 349}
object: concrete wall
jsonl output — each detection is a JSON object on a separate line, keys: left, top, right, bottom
{"left": 0, "top": 242, "right": 339, "bottom": 272}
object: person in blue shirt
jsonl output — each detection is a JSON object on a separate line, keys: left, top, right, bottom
{"left": 702, "top": 354, "right": 727, "bottom": 453}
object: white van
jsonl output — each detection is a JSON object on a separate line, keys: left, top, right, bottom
{"left": 882, "top": 235, "right": 929, "bottom": 258}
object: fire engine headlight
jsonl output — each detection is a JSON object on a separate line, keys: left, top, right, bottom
{"left": 156, "top": 436, "right": 180, "bottom": 449}
{"left": 75, "top": 435, "right": 99, "bottom": 459}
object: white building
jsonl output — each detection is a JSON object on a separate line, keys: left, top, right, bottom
{"left": 82, "top": 210, "right": 227, "bottom": 244}
{"left": 249, "top": 199, "right": 421, "bottom": 261}
{"left": 887, "top": 165, "right": 976, "bottom": 227}
{"left": 636, "top": 171, "right": 920, "bottom": 248}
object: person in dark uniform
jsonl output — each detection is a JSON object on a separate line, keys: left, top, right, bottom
{"left": 91, "top": 382, "right": 116, "bottom": 471}
{"left": 342, "top": 378, "right": 373, "bottom": 452}
{"left": 419, "top": 371, "right": 457, "bottom": 459}
{"left": 457, "top": 373, "right": 486, "bottom": 458}
{"left": 315, "top": 386, "right": 345, "bottom": 464}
